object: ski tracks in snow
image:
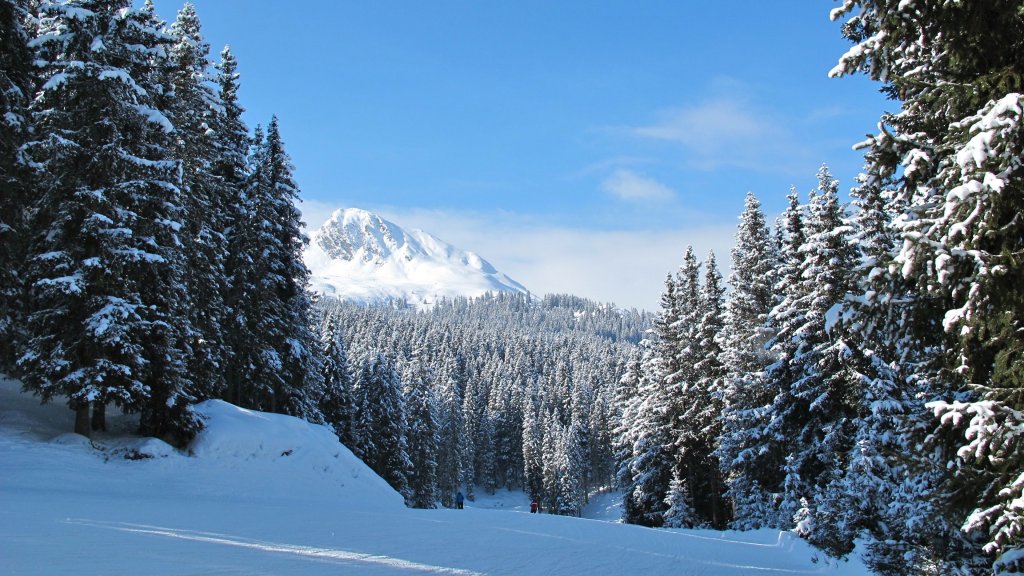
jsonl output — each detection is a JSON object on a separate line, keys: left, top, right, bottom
{"left": 65, "top": 518, "right": 483, "bottom": 575}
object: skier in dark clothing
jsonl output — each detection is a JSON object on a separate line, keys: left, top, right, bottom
{"left": 456, "top": 491, "right": 465, "bottom": 509}
{"left": 530, "top": 499, "right": 539, "bottom": 513}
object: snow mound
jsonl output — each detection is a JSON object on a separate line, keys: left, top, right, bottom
{"left": 190, "top": 399, "right": 341, "bottom": 461}
{"left": 50, "top": 432, "right": 95, "bottom": 448}
{"left": 190, "top": 399, "right": 403, "bottom": 507}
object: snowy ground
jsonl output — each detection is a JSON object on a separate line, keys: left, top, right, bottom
{"left": 0, "top": 376, "right": 870, "bottom": 575}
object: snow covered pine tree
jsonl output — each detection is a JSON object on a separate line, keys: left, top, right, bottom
{"left": 831, "top": 0, "right": 1024, "bottom": 572}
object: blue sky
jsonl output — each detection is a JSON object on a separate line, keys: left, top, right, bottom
{"left": 158, "top": 1, "right": 892, "bottom": 310}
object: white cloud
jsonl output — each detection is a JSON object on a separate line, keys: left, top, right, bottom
{"left": 298, "top": 198, "right": 340, "bottom": 233}
{"left": 600, "top": 169, "right": 676, "bottom": 203}
{"left": 629, "top": 93, "right": 814, "bottom": 175}
{"left": 634, "top": 99, "right": 772, "bottom": 149}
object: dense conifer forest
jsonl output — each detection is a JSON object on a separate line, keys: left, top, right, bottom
{"left": 1, "top": 1, "right": 1021, "bottom": 573}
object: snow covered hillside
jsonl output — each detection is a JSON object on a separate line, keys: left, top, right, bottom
{"left": 304, "top": 208, "right": 529, "bottom": 306}
{"left": 0, "top": 377, "right": 870, "bottom": 575}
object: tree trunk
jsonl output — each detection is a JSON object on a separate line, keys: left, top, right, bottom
{"left": 710, "top": 466, "right": 724, "bottom": 530}
{"left": 73, "top": 402, "right": 91, "bottom": 438}
{"left": 91, "top": 401, "right": 106, "bottom": 432}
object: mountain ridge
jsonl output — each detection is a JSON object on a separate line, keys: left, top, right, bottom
{"left": 304, "top": 208, "right": 529, "bottom": 306}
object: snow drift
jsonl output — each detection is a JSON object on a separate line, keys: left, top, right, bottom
{"left": 0, "top": 376, "right": 870, "bottom": 575}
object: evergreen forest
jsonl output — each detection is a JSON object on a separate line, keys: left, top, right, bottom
{"left": 0, "top": 1, "right": 1021, "bottom": 573}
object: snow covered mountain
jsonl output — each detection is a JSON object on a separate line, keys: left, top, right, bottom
{"left": 304, "top": 208, "right": 529, "bottom": 306}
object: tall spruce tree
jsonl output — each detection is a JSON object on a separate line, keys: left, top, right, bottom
{"left": 811, "top": 164, "right": 947, "bottom": 571}
{"left": 213, "top": 44, "right": 254, "bottom": 408}
{"left": 689, "top": 252, "right": 728, "bottom": 528}
{"left": 663, "top": 247, "right": 702, "bottom": 528}
{"left": 460, "top": 370, "right": 483, "bottom": 500}
{"left": 773, "top": 165, "right": 859, "bottom": 548}
{"left": 831, "top": 1, "right": 1024, "bottom": 571}
{"left": 613, "top": 351, "right": 644, "bottom": 493}
{"left": 164, "top": 3, "right": 231, "bottom": 400}
{"left": 723, "top": 189, "right": 807, "bottom": 529}
{"left": 404, "top": 360, "right": 439, "bottom": 508}
{"left": 540, "top": 408, "right": 562, "bottom": 513}
{"left": 353, "top": 353, "right": 411, "bottom": 498}
{"left": 717, "top": 192, "right": 780, "bottom": 529}
{"left": 20, "top": 0, "right": 197, "bottom": 441}
{"left": 434, "top": 354, "right": 466, "bottom": 507}
{"left": 228, "top": 117, "right": 322, "bottom": 419}
{"left": 621, "top": 273, "right": 681, "bottom": 526}
{"left": 319, "top": 312, "right": 356, "bottom": 447}
{"left": 0, "top": 0, "right": 34, "bottom": 372}
{"left": 522, "top": 386, "right": 544, "bottom": 503}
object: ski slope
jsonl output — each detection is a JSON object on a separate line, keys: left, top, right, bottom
{"left": 0, "top": 377, "right": 869, "bottom": 575}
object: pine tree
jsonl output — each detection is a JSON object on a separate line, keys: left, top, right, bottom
{"left": 404, "top": 361, "right": 439, "bottom": 508}
{"left": 478, "top": 408, "right": 501, "bottom": 494}
{"left": 0, "top": 0, "right": 34, "bottom": 372}
{"left": 721, "top": 190, "right": 805, "bottom": 529}
{"left": 213, "top": 44, "right": 254, "bottom": 409}
{"left": 663, "top": 469, "right": 697, "bottom": 528}
{"left": 758, "top": 168, "right": 859, "bottom": 531}
{"left": 540, "top": 408, "right": 561, "bottom": 513}
{"left": 164, "top": 2, "right": 232, "bottom": 400}
{"left": 460, "top": 370, "right": 483, "bottom": 500}
{"left": 227, "top": 118, "right": 322, "bottom": 419}
{"left": 558, "top": 416, "right": 586, "bottom": 516}
{"left": 621, "top": 269, "right": 687, "bottom": 526}
{"left": 568, "top": 380, "right": 593, "bottom": 503}
{"left": 812, "top": 162, "right": 943, "bottom": 568}
{"left": 663, "top": 247, "right": 704, "bottom": 528}
{"left": 717, "top": 192, "right": 779, "bottom": 529}
{"left": 777, "top": 166, "right": 860, "bottom": 548}
{"left": 522, "top": 386, "right": 544, "bottom": 502}
{"left": 434, "top": 355, "right": 466, "bottom": 507}
{"left": 832, "top": 1, "right": 1024, "bottom": 570}
{"left": 20, "top": 0, "right": 197, "bottom": 441}
{"left": 586, "top": 375, "right": 617, "bottom": 490}
{"left": 688, "top": 252, "right": 728, "bottom": 527}
{"left": 487, "top": 368, "right": 525, "bottom": 491}
{"left": 353, "top": 353, "right": 411, "bottom": 498}
{"left": 319, "top": 312, "right": 356, "bottom": 447}
{"left": 613, "top": 351, "right": 644, "bottom": 492}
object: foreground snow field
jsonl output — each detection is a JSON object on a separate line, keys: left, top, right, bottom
{"left": 0, "top": 377, "right": 870, "bottom": 575}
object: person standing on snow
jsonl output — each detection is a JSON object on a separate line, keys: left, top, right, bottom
{"left": 456, "top": 491, "right": 465, "bottom": 509}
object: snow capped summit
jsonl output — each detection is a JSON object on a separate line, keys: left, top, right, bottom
{"left": 304, "top": 208, "right": 529, "bottom": 306}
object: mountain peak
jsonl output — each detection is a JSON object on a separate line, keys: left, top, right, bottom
{"left": 304, "top": 208, "right": 528, "bottom": 306}
{"left": 314, "top": 208, "right": 410, "bottom": 264}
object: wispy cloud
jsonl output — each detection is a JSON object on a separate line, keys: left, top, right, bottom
{"left": 600, "top": 169, "right": 676, "bottom": 203}
{"left": 298, "top": 198, "right": 341, "bottom": 233}
{"left": 625, "top": 80, "right": 817, "bottom": 175}
{"left": 568, "top": 156, "right": 657, "bottom": 180}
{"left": 634, "top": 99, "right": 773, "bottom": 150}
